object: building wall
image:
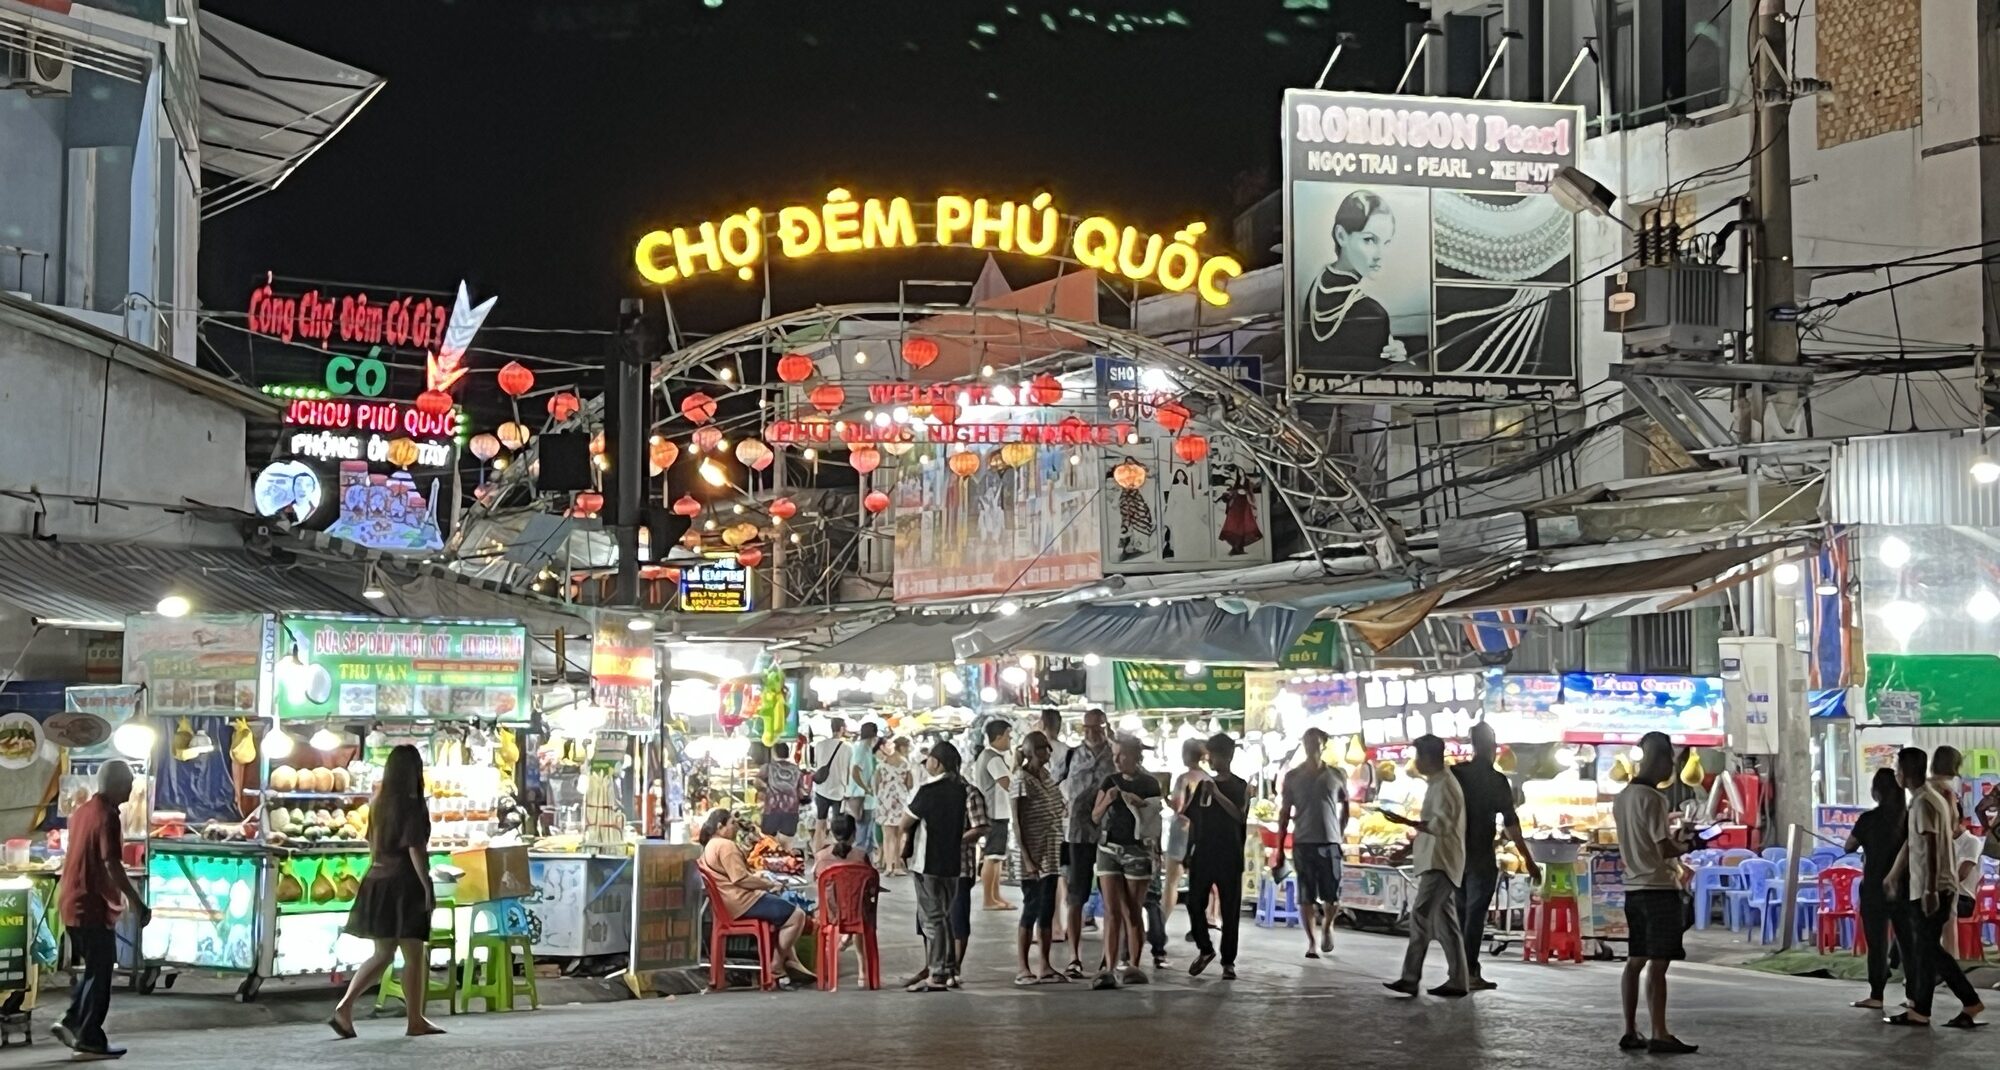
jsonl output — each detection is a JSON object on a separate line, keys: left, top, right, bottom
{"left": 0, "top": 313, "right": 250, "bottom": 548}
{"left": 0, "top": 93, "right": 69, "bottom": 301}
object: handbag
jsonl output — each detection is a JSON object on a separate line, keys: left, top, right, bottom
{"left": 812, "top": 740, "right": 846, "bottom": 786}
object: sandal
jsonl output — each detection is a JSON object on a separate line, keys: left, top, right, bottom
{"left": 1064, "top": 959, "right": 1086, "bottom": 979}
{"left": 1014, "top": 973, "right": 1041, "bottom": 987}
{"left": 1942, "top": 1013, "right": 1985, "bottom": 1029}
{"left": 1850, "top": 998, "right": 1883, "bottom": 1009}
{"left": 1883, "top": 1012, "right": 1931, "bottom": 1027}
{"left": 1037, "top": 971, "right": 1070, "bottom": 984}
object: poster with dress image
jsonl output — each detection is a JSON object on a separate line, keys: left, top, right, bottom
{"left": 1282, "top": 90, "right": 1584, "bottom": 403}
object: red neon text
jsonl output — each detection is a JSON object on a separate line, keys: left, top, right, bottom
{"left": 285, "top": 399, "right": 456, "bottom": 438}
{"left": 249, "top": 283, "right": 450, "bottom": 351}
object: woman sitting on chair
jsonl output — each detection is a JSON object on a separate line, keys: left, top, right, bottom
{"left": 700, "top": 808, "right": 814, "bottom": 985}
{"left": 816, "top": 812, "right": 876, "bottom": 874}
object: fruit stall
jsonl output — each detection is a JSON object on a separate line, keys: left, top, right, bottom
{"left": 139, "top": 613, "right": 532, "bottom": 1000}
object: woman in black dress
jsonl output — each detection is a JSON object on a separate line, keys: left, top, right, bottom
{"left": 1299, "top": 189, "right": 1407, "bottom": 367}
{"left": 329, "top": 744, "right": 441, "bottom": 1038}
{"left": 1844, "top": 767, "right": 1911, "bottom": 1010}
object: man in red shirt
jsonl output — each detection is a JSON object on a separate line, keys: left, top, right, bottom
{"left": 54, "top": 760, "right": 148, "bottom": 1059}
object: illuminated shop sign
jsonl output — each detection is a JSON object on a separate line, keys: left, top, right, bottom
{"left": 680, "top": 559, "right": 752, "bottom": 613}
{"left": 248, "top": 280, "right": 452, "bottom": 349}
{"left": 765, "top": 419, "right": 1135, "bottom": 446}
{"left": 284, "top": 399, "right": 456, "bottom": 438}
{"left": 634, "top": 190, "right": 1244, "bottom": 306}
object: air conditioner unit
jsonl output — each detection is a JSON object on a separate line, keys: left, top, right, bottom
{"left": 4, "top": 33, "right": 73, "bottom": 96}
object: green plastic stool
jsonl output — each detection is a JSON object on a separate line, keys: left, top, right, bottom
{"left": 456, "top": 933, "right": 539, "bottom": 1012}
{"left": 376, "top": 930, "right": 458, "bottom": 1016}
{"left": 1539, "top": 860, "right": 1578, "bottom": 899}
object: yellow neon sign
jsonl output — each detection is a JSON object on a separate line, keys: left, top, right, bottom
{"left": 634, "top": 189, "right": 1243, "bottom": 307}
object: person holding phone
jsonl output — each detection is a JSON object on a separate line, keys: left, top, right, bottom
{"left": 1613, "top": 732, "right": 1698, "bottom": 1055}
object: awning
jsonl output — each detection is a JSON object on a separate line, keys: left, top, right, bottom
{"left": 198, "top": 13, "right": 384, "bottom": 217}
{"left": 796, "top": 614, "right": 989, "bottom": 666}
{"left": 1003, "top": 601, "right": 1317, "bottom": 666}
{"left": 1439, "top": 543, "right": 1777, "bottom": 615}
{"left": 0, "top": 537, "right": 375, "bottom": 626}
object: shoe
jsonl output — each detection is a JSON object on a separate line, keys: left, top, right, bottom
{"left": 1220, "top": 966, "right": 1237, "bottom": 980}
{"left": 1152, "top": 954, "right": 1169, "bottom": 970}
{"left": 52, "top": 1023, "right": 77, "bottom": 1050}
{"left": 1428, "top": 985, "right": 1469, "bottom": 998}
{"left": 1091, "top": 971, "right": 1119, "bottom": 991}
{"left": 326, "top": 1016, "right": 357, "bottom": 1040}
{"left": 1469, "top": 978, "right": 1498, "bottom": 992}
{"left": 1647, "top": 1037, "right": 1699, "bottom": 1055}
{"left": 1941, "top": 1013, "right": 1985, "bottom": 1030}
{"left": 1383, "top": 979, "right": 1420, "bottom": 996}
{"left": 1064, "top": 959, "right": 1086, "bottom": 980}
{"left": 1883, "top": 1012, "right": 1930, "bottom": 1027}
{"left": 1618, "top": 1033, "right": 1648, "bottom": 1051}
{"left": 1190, "top": 952, "right": 1216, "bottom": 977}
{"left": 70, "top": 1046, "right": 126, "bottom": 1061}
{"left": 1122, "top": 967, "right": 1150, "bottom": 986}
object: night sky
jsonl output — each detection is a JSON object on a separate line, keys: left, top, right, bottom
{"left": 200, "top": 0, "right": 1419, "bottom": 347}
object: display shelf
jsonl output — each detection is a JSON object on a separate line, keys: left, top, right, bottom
{"left": 245, "top": 789, "right": 372, "bottom": 798}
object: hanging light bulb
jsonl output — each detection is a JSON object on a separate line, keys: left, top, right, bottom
{"left": 1969, "top": 588, "right": 2000, "bottom": 623}
{"left": 1772, "top": 562, "right": 1801, "bottom": 586}
{"left": 185, "top": 726, "right": 215, "bottom": 757}
{"left": 1018, "top": 654, "right": 1038, "bottom": 670}
{"left": 699, "top": 459, "right": 727, "bottom": 487}
{"left": 1082, "top": 653, "right": 1101, "bottom": 667}
{"left": 261, "top": 726, "right": 295, "bottom": 760}
{"left": 941, "top": 673, "right": 965, "bottom": 696}
{"left": 112, "top": 722, "right": 156, "bottom": 761}
{"left": 1001, "top": 665, "right": 1029, "bottom": 686}
{"left": 1183, "top": 660, "right": 1205, "bottom": 676}
{"left": 1878, "top": 599, "right": 1927, "bottom": 648}
{"left": 1878, "top": 535, "right": 1912, "bottom": 568}
{"left": 155, "top": 594, "right": 190, "bottom": 618}
{"left": 364, "top": 725, "right": 387, "bottom": 750}
{"left": 978, "top": 685, "right": 999, "bottom": 703}
{"left": 1973, "top": 454, "right": 2000, "bottom": 484}
{"left": 1814, "top": 578, "right": 1840, "bottom": 597}
{"left": 309, "top": 727, "right": 343, "bottom": 751}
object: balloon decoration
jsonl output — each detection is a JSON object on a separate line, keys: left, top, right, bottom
{"left": 1155, "top": 400, "right": 1192, "bottom": 434}
{"left": 497, "top": 361, "right": 536, "bottom": 398}
{"left": 850, "top": 445, "right": 882, "bottom": 475}
{"left": 1028, "top": 373, "right": 1064, "bottom": 407}
{"left": 999, "top": 442, "right": 1036, "bottom": 469}
{"left": 722, "top": 522, "right": 759, "bottom": 547}
{"left": 757, "top": 665, "right": 789, "bottom": 746}
{"left": 386, "top": 438, "right": 420, "bottom": 467}
{"left": 902, "top": 336, "right": 940, "bottom": 368}
{"left": 415, "top": 390, "right": 454, "bottom": 416}
{"left": 863, "top": 490, "right": 890, "bottom": 513}
{"left": 768, "top": 497, "right": 798, "bottom": 519}
{"left": 1112, "top": 459, "right": 1148, "bottom": 490}
{"left": 947, "top": 450, "right": 981, "bottom": 477}
{"left": 649, "top": 438, "right": 679, "bottom": 474}
{"left": 468, "top": 433, "right": 502, "bottom": 461}
{"left": 692, "top": 426, "right": 723, "bottom": 452}
{"left": 680, "top": 391, "right": 718, "bottom": 424}
{"left": 777, "top": 352, "right": 814, "bottom": 383}
{"left": 809, "top": 384, "right": 846, "bottom": 414}
{"left": 671, "top": 494, "right": 703, "bottom": 517}
{"left": 547, "top": 392, "right": 581, "bottom": 421}
{"left": 573, "top": 491, "right": 604, "bottom": 516}
{"left": 1173, "top": 434, "right": 1211, "bottom": 464}
{"left": 736, "top": 545, "right": 765, "bottom": 568}
{"left": 735, "top": 438, "right": 774, "bottom": 471}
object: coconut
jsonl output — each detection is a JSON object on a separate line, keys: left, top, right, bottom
{"left": 331, "top": 768, "right": 351, "bottom": 793}
{"left": 270, "top": 766, "right": 297, "bottom": 793}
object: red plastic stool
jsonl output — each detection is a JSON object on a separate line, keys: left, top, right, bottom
{"left": 697, "top": 863, "right": 776, "bottom": 991}
{"left": 1522, "top": 894, "right": 1584, "bottom": 964}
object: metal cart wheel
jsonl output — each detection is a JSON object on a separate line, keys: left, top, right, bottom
{"left": 134, "top": 966, "right": 162, "bottom": 994}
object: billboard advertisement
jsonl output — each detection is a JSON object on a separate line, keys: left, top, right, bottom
{"left": 890, "top": 440, "right": 1101, "bottom": 603}
{"left": 1282, "top": 90, "right": 1584, "bottom": 403}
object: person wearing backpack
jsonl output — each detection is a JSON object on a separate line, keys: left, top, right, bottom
{"left": 808, "top": 718, "right": 851, "bottom": 856}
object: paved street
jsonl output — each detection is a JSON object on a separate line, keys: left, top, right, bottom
{"left": 19, "top": 892, "right": 1993, "bottom": 1069}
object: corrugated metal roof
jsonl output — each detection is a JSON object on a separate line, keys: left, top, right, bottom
{"left": 1830, "top": 429, "right": 2000, "bottom": 526}
{"left": 0, "top": 537, "right": 374, "bottom": 624}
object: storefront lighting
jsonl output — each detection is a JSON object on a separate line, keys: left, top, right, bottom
{"left": 873, "top": 411, "right": 893, "bottom": 428}
{"left": 627, "top": 617, "right": 655, "bottom": 632}
{"left": 1771, "top": 562, "right": 1800, "bottom": 587}
{"left": 941, "top": 673, "right": 965, "bottom": 696}
{"left": 1018, "top": 654, "right": 1038, "bottom": 670}
{"left": 155, "top": 594, "right": 191, "bottom": 618}
{"left": 1878, "top": 535, "right": 1912, "bottom": 569}
{"left": 992, "top": 385, "right": 1016, "bottom": 406}
{"left": 1001, "top": 665, "right": 1029, "bottom": 686}
{"left": 915, "top": 683, "right": 937, "bottom": 702}
{"left": 1183, "top": 659, "right": 1204, "bottom": 676}
{"left": 1069, "top": 454, "right": 1081, "bottom": 466}
{"left": 1140, "top": 368, "right": 1175, "bottom": 391}
{"left": 980, "top": 364, "right": 994, "bottom": 378}
{"left": 364, "top": 725, "right": 387, "bottom": 749}
{"left": 997, "top": 600, "right": 1020, "bottom": 616}
{"left": 699, "top": 459, "right": 727, "bottom": 487}
{"left": 1878, "top": 599, "right": 1928, "bottom": 648}
{"left": 1082, "top": 653, "right": 1100, "bottom": 667}
{"left": 893, "top": 407, "right": 910, "bottom": 423}
{"left": 1146, "top": 597, "right": 1163, "bottom": 607}
{"left": 854, "top": 351, "right": 868, "bottom": 365}
{"left": 1126, "top": 433, "right": 1140, "bottom": 445}
{"left": 1969, "top": 588, "right": 2000, "bottom": 623}
{"left": 1814, "top": 579, "right": 1840, "bottom": 597}
{"left": 261, "top": 726, "right": 295, "bottom": 760}
{"left": 309, "top": 727, "right": 343, "bottom": 752}
{"left": 979, "top": 685, "right": 999, "bottom": 703}
{"left": 112, "top": 722, "right": 156, "bottom": 761}
{"left": 1973, "top": 454, "right": 2000, "bottom": 484}
{"left": 803, "top": 448, "right": 818, "bottom": 461}
{"left": 732, "top": 504, "right": 746, "bottom": 514}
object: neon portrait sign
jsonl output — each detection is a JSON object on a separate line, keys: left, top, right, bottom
{"left": 635, "top": 190, "right": 1244, "bottom": 306}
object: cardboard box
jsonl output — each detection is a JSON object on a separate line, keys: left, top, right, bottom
{"left": 449, "top": 845, "right": 531, "bottom": 903}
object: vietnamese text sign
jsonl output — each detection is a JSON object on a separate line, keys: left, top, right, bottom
{"left": 0, "top": 885, "right": 29, "bottom": 992}
{"left": 275, "top": 615, "right": 528, "bottom": 722}
{"left": 1113, "top": 662, "right": 1246, "bottom": 711}
{"left": 680, "top": 559, "right": 752, "bottom": 613}
{"left": 123, "top": 613, "right": 273, "bottom": 719}
{"left": 1579, "top": 847, "right": 1629, "bottom": 939}
{"left": 1283, "top": 90, "right": 1583, "bottom": 403}
{"left": 1814, "top": 804, "right": 1867, "bottom": 845}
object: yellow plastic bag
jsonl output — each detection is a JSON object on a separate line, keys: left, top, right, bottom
{"left": 229, "top": 718, "right": 256, "bottom": 765}
{"left": 1679, "top": 748, "right": 1705, "bottom": 788}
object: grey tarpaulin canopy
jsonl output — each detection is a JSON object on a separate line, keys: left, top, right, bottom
{"left": 994, "top": 601, "right": 1311, "bottom": 666}
{"left": 794, "top": 613, "right": 988, "bottom": 666}
{"left": 0, "top": 537, "right": 374, "bottom": 624}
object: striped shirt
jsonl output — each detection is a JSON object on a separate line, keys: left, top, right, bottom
{"left": 1012, "top": 766, "right": 1067, "bottom": 875}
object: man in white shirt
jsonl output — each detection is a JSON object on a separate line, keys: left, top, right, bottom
{"left": 808, "top": 718, "right": 851, "bottom": 855}
{"left": 1382, "top": 735, "right": 1468, "bottom": 997}
{"left": 1887, "top": 746, "right": 1984, "bottom": 1027}
{"left": 976, "top": 720, "right": 1016, "bottom": 910}
{"left": 1611, "top": 732, "right": 1697, "bottom": 1055}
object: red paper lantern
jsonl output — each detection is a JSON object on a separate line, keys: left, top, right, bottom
{"left": 415, "top": 389, "right": 454, "bottom": 416}
{"left": 649, "top": 438, "right": 679, "bottom": 473}
{"left": 768, "top": 497, "right": 798, "bottom": 519}
{"left": 1112, "top": 460, "right": 1148, "bottom": 490}
{"left": 693, "top": 426, "right": 723, "bottom": 452}
{"left": 671, "top": 494, "right": 702, "bottom": 518}
{"left": 1028, "top": 373, "right": 1064, "bottom": 407}
{"left": 680, "top": 391, "right": 718, "bottom": 424}
{"left": 547, "top": 392, "right": 581, "bottom": 421}
{"left": 736, "top": 546, "right": 765, "bottom": 568}
{"left": 776, "top": 352, "right": 814, "bottom": 383}
{"left": 589, "top": 430, "right": 607, "bottom": 455}
{"left": 573, "top": 491, "right": 604, "bottom": 516}
{"left": 1174, "top": 434, "right": 1211, "bottom": 464}
{"left": 930, "top": 399, "right": 960, "bottom": 425}
{"left": 809, "top": 384, "right": 845, "bottom": 414}
{"left": 735, "top": 438, "right": 774, "bottom": 471}
{"left": 850, "top": 446, "right": 881, "bottom": 476}
{"left": 497, "top": 361, "right": 536, "bottom": 398}
{"left": 902, "top": 336, "right": 940, "bottom": 368}
{"left": 1155, "top": 400, "right": 1191, "bottom": 434}
{"left": 948, "top": 451, "right": 981, "bottom": 477}
{"left": 863, "top": 490, "right": 890, "bottom": 514}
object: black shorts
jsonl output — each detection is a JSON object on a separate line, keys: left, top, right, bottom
{"left": 1063, "top": 842, "right": 1097, "bottom": 906}
{"left": 814, "top": 793, "right": 840, "bottom": 820}
{"left": 950, "top": 876, "right": 974, "bottom": 939}
{"left": 760, "top": 810, "right": 800, "bottom": 838}
{"left": 1293, "top": 842, "right": 1341, "bottom": 905}
{"left": 1624, "top": 889, "right": 1687, "bottom": 961}
{"left": 984, "top": 818, "right": 1011, "bottom": 860}
{"left": 1019, "top": 874, "right": 1059, "bottom": 932}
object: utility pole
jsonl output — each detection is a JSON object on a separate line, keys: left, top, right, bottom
{"left": 1746, "top": 0, "right": 1811, "bottom": 841}
{"left": 605, "top": 299, "right": 656, "bottom": 608}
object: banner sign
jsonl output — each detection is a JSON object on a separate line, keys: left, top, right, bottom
{"left": 0, "top": 884, "right": 29, "bottom": 992}
{"left": 122, "top": 613, "right": 274, "bottom": 719}
{"left": 890, "top": 438, "right": 1101, "bottom": 602}
{"left": 274, "top": 615, "right": 529, "bottom": 723}
{"left": 1113, "top": 662, "right": 1246, "bottom": 711}
{"left": 1579, "top": 847, "right": 1629, "bottom": 939}
{"left": 680, "top": 559, "right": 752, "bottom": 613}
{"left": 1814, "top": 804, "right": 1867, "bottom": 844}
{"left": 1282, "top": 90, "right": 1584, "bottom": 403}
{"left": 592, "top": 626, "right": 658, "bottom": 733}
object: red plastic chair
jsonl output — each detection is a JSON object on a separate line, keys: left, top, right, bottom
{"left": 814, "top": 863, "right": 882, "bottom": 991}
{"left": 697, "top": 862, "right": 776, "bottom": 991}
{"left": 1977, "top": 883, "right": 2000, "bottom": 950}
{"left": 1815, "top": 866, "right": 1864, "bottom": 955}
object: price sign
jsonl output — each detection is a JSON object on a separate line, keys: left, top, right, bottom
{"left": 679, "top": 560, "right": 751, "bottom": 613}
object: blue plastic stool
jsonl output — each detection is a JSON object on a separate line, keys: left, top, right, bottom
{"left": 1255, "top": 874, "right": 1301, "bottom": 929}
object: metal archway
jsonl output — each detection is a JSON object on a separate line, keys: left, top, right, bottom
{"left": 646, "top": 303, "right": 1403, "bottom": 570}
